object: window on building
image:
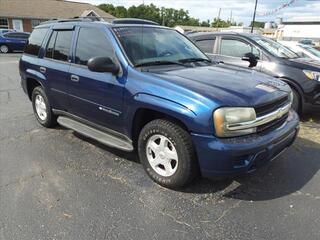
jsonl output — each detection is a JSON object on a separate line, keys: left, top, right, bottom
{"left": 75, "top": 27, "right": 114, "bottom": 66}
{"left": 196, "top": 39, "right": 215, "bottom": 53}
{"left": 31, "top": 19, "right": 44, "bottom": 29}
{"left": 52, "top": 30, "right": 73, "bottom": 62}
{"left": 24, "top": 28, "right": 49, "bottom": 56}
{"left": 0, "top": 18, "right": 8, "bottom": 29}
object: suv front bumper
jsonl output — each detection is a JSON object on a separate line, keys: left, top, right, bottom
{"left": 191, "top": 110, "right": 299, "bottom": 178}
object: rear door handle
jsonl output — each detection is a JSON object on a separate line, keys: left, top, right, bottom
{"left": 39, "top": 66, "right": 46, "bottom": 73}
{"left": 70, "top": 75, "right": 80, "bottom": 82}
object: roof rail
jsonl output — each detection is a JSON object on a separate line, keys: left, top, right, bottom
{"left": 39, "top": 17, "right": 100, "bottom": 25}
{"left": 111, "top": 18, "right": 159, "bottom": 26}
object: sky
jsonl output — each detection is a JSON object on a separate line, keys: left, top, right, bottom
{"left": 70, "top": 0, "right": 320, "bottom": 26}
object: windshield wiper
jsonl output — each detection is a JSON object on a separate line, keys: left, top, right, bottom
{"left": 135, "top": 60, "right": 187, "bottom": 68}
{"left": 178, "top": 58, "right": 212, "bottom": 63}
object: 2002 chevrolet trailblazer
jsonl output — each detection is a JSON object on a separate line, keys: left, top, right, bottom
{"left": 19, "top": 19, "right": 299, "bottom": 188}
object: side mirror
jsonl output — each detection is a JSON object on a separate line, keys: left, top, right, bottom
{"left": 87, "top": 57, "right": 120, "bottom": 74}
{"left": 241, "top": 52, "right": 258, "bottom": 68}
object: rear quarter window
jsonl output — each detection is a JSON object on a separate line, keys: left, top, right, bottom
{"left": 24, "top": 28, "right": 48, "bottom": 56}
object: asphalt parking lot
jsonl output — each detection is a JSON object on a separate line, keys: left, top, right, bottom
{"left": 0, "top": 54, "right": 320, "bottom": 240}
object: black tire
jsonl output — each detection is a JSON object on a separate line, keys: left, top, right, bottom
{"left": 0, "top": 44, "right": 10, "bottom": 54}
{"left": 291, "top": 88, "right": 301, "bottom": 113}
{"left": 138, "top": 119, "right": 198, "bottom": 189}
{"left": 31, "top": 86, "right": 57, "bottom": 128}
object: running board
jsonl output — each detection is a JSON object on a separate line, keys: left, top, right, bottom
{"left": 57, "top": 116, "right": 134, "bottom": 152}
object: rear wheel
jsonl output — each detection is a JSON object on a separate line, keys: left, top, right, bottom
{"left": 138, "top": 119, "right": 198, "bottom": 189}
{"left": 32, "top": 86, "right": 57, "bottom": 128}
{"left": 0, "top": 45, "right": 9, "bottom": 54}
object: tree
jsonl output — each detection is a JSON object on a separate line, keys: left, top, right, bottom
{"left": 250, "top": 21, "right": 265, "bottom": 28}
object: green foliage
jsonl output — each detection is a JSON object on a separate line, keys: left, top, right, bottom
{"left": 98, "top": 4, "right": 240, "bottom": 28}
{"left": 249, "top": 21, "right": 265, "bottom": 28}
{"left": 211, "top": 18, "right": 238, "bottom": 28}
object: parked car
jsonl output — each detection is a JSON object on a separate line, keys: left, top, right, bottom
{"left": 19, "top": 19, "right": 299, "bottom": 188}
{"left": 0, "top": 31, "right": 30, "bottom": 53}
{"left": 280, "top": 41, "right": 320, "bottom": 61}
{"left": 299, "top": 39, "right": 315, "bottom": 46}
{"left": 0, "top": 28, "right": 16, "bottom": 35}
{"left": 189, "top": 32, "right": 320, "bottom": 114}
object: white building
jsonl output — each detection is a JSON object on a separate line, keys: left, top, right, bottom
{"left": 276, "top": 17, "right": 320, "bottom": 42}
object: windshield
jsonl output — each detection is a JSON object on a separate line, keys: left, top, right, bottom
{"left": 113, "top": 26, "right": 209, "bottom": 66}
{"left": 299, "top": 45, "right": 320, "bottom": 58}
{"left": 250, "top": 36, "right": 299, "bottom": 59}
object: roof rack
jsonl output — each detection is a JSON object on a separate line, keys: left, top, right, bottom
{"left": 111, "top": 18, "right": 159, "bottom": 26}
{"left": 39, "top": 17, "right": 99, "bottom": 25}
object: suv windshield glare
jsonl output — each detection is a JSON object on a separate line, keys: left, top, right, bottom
{"left": 250, "top": 36, "right": 299, "bottom": 59}
{"left": 113, "top": 26, "right": 210, "bottom": 67}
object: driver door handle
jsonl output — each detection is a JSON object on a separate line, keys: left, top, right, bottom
{"left": 70, "top": 75, "right": 80, "bottom": 82}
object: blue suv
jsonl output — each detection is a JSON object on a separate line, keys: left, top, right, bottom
{"left": 19, "top": 19, "right": 299, "bottom": 188}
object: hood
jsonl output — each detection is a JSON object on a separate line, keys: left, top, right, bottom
{"left": 147, "top": 64, "right": 290, "bottom": 107}
{"left": 285, "top": 57, "right": 320, "bottom": 70}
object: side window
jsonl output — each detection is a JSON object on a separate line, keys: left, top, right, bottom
{"left": 24, "top": 28, "right": 48, "bottom": 56}
{"left": 221, "top": 38, "right": 259, "bottom": 58}
{"left": 75, "top": 27, "right": 114, "bottom": 66}
{"left": 196, "top": 39, "right": 215, "bottom": 53}
{"left": 53, "top": 30, "right": 73, "bottom": 62}
{"left": 45, "top": 31, "right": 57, "bottom": 59}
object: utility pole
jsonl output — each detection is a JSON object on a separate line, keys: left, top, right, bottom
{"left": 251, "top": 0, "right": 258, "bottom": 33}
{"left": 217, "top": 8, "right": 221, "bottom": 21}
{"left": 230, "top": 10, "right": 233, "bottom": 23}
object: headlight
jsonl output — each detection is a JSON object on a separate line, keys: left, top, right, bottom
{"left": 289, "top": 91, "right": 294, "bottom": 106}
{"left": 214, "top": 107, "right": 256, "bottom": 137}
{"left": 303, "top": 70, "right": 320, "bottom": 81}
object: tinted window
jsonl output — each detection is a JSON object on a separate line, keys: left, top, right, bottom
{"left": 221, "top": 39, "right": 258, "bottom": 58}
{"left": 45, "top": 31, "right": 57, "bottom": 59}
{"left": 196, "top": 39, "right": 215, "bottom": 53}
{"left": 4, "top": 32, "right": 29, "bottom": 39}
{"left": 24, "top": 28, "right": 48, "bottom": 56}
{"left": 75, "top": 28, "right": 114, "bottom": 66}
{"left": 53, "top": 31, "right": 73, "bottom": 62}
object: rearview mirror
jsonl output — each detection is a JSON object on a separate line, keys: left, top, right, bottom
{"left": 88, "top": 57, "right": 120, "bottom": 74}
{"left": 241, "top": 52, "right": 258, "bottom": 68}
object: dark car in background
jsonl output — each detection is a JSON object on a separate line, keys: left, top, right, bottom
{"left": 189, "top": 32, "right": 320, "bottom": 114}
{"left": 0, "top": 31, "right": 30, "bottom": 53}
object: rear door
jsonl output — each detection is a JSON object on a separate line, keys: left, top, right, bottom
{"left": 40, "top": 27, "right": 74, "bottom": 110}
{"left": 67, "top": 26, "right": 124, "bottom": 131}
{"left": 216, "top": 36, "right": 261, "bottom": 69}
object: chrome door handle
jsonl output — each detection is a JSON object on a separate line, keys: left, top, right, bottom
{"left": 39, "top": 66, "right": 46, "bottom": 73}
{"left": 70, "top": 75, "right": 80, "bottom": 82}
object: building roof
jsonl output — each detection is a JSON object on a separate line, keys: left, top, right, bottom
{"left": 0, "top": 0, "right": 115, "bottom": 21}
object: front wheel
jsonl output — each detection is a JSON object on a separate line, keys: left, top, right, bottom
{"left": 138, "top": 119, "right": 198, "bottom": 189}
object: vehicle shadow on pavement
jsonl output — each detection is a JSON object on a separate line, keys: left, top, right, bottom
{"left": 181, "top": 137, "right": 320, "bottom": 201}
{"left": 223, "top": 137, "right": 320, "bottom": 201}
{"left": 72, "top": 129, "right": 320, "bottom": 200}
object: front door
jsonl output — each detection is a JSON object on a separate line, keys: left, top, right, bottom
{"left": 68, "top": 27, "right": 124, "bottom": 131}
{"left": 12, "top": 19, "right": 23, "bottom": 32}
{"left": 217, "top": 37, "right": 261, "bottom": 70}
